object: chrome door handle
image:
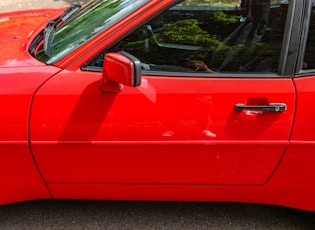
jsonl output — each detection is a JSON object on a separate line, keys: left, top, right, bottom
{"left": 234, "top": 103, "right": 287, "bottom": 112}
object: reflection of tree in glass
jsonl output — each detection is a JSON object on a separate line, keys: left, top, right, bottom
{"left": 49, "top": 0, "right": 135, "bottom": 58}
{"left": 211, "top": 11, "right": 239, "bottom": 24}
{"left": 124, "top": 19, "right": 223, "bottom": 66}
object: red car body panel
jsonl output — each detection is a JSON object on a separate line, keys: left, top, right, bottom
{"left": 291, "top": 77, "right": 315, "bottom": 142}
{"left": 45, "top": 145, "right": 315, "bottom": 211}
{"left": 0, "top": 144, "right": 50, "bottom": 205}
{"left": 0, "top": 67, "right": 61, "bottom": 205}
{"left": 0, "top": 9, "right": 64, "bottom": 67}
{"left": 0, "top": 0, "right": 315, "bottom": 211}
{"left": 30, "top": 71, "right": 295, "bottom": 185}
{"left": 0, "top": 9, "right": 64, "bottom": 205}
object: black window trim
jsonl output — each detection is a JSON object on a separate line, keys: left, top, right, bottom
{"left": 295, "top": 0, "right": 315, "bottom": 77}
{"left": 279, "top": 0, "right": 312, "bottom": 78}
{"left": 295, "top": 0, "right": 312, "bottom": 73}
{"left": 141, "top": 71, "right": 282, "bottom": 79}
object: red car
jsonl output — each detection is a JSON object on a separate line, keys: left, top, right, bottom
{"left": 1, "top": 0, "right": 315, "bottom": 211}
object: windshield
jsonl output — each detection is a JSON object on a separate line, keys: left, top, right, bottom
{"left": 35, "top": 0, "right": 149, "bottom": 64}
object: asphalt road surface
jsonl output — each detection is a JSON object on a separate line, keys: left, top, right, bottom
{"left": 0, "top": 200, "right": 315, "bottom": 229}
{"left": 1, "top": 1, "right": 315, "bottom": 229}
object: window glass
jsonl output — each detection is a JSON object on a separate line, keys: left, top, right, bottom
{"left": 304, "top": 4, "right": 315, "bottom": 70}
{"left": 88, "top": 0, "right": 288, "bottom": 73}
{"left": 35, "top": 0, "right": 149, "bottom": 64}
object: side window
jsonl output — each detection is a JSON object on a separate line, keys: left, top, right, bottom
{"left": 304, "top": 4, "right": 315, "bottom": 70}
{"left": 88, "top": 0, "right": 288, "bottom": 73}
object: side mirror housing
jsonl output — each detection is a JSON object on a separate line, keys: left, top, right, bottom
{"left": 101, "top": 51, "right": 141, "bottom": 93}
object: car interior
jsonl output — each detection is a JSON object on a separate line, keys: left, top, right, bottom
{"left": 87, "top": 0, "right": 289, "bottom": 74}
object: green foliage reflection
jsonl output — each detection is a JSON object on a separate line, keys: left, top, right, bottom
{"left": 211, "top": 11, "right": 239, "bottom": 24}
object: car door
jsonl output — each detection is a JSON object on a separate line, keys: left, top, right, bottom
{"left": 29, "top": 0, "right": 294, "bottom": 186}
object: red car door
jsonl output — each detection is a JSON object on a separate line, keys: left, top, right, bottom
{"left": 29, "top": 70, "right": 295, "bottom": 185}
{"left": 29, "top": 0, "right": 294, "bottom": 189}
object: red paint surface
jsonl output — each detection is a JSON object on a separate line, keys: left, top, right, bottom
{"left": 0, "top": 1, "right": 314, "bottom": 211}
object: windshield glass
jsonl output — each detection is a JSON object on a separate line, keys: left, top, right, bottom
{"left": 36, "top": 0, "right": 149, "bottom": 64}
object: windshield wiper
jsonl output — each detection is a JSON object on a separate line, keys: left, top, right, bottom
{"left": 44, "top": 4, "right": 81, "bottom": 56}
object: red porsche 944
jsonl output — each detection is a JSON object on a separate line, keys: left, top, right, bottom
{"left": 1, "top": 0, "right": 315, "bottom": 211}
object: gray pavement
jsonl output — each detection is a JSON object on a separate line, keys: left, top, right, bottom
{"left": 0, "top": 0, "right": 89, "bottom": 13}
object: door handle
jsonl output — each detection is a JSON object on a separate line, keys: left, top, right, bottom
{"left": 234, "top": 103, "right": 287, "bottom": 112}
